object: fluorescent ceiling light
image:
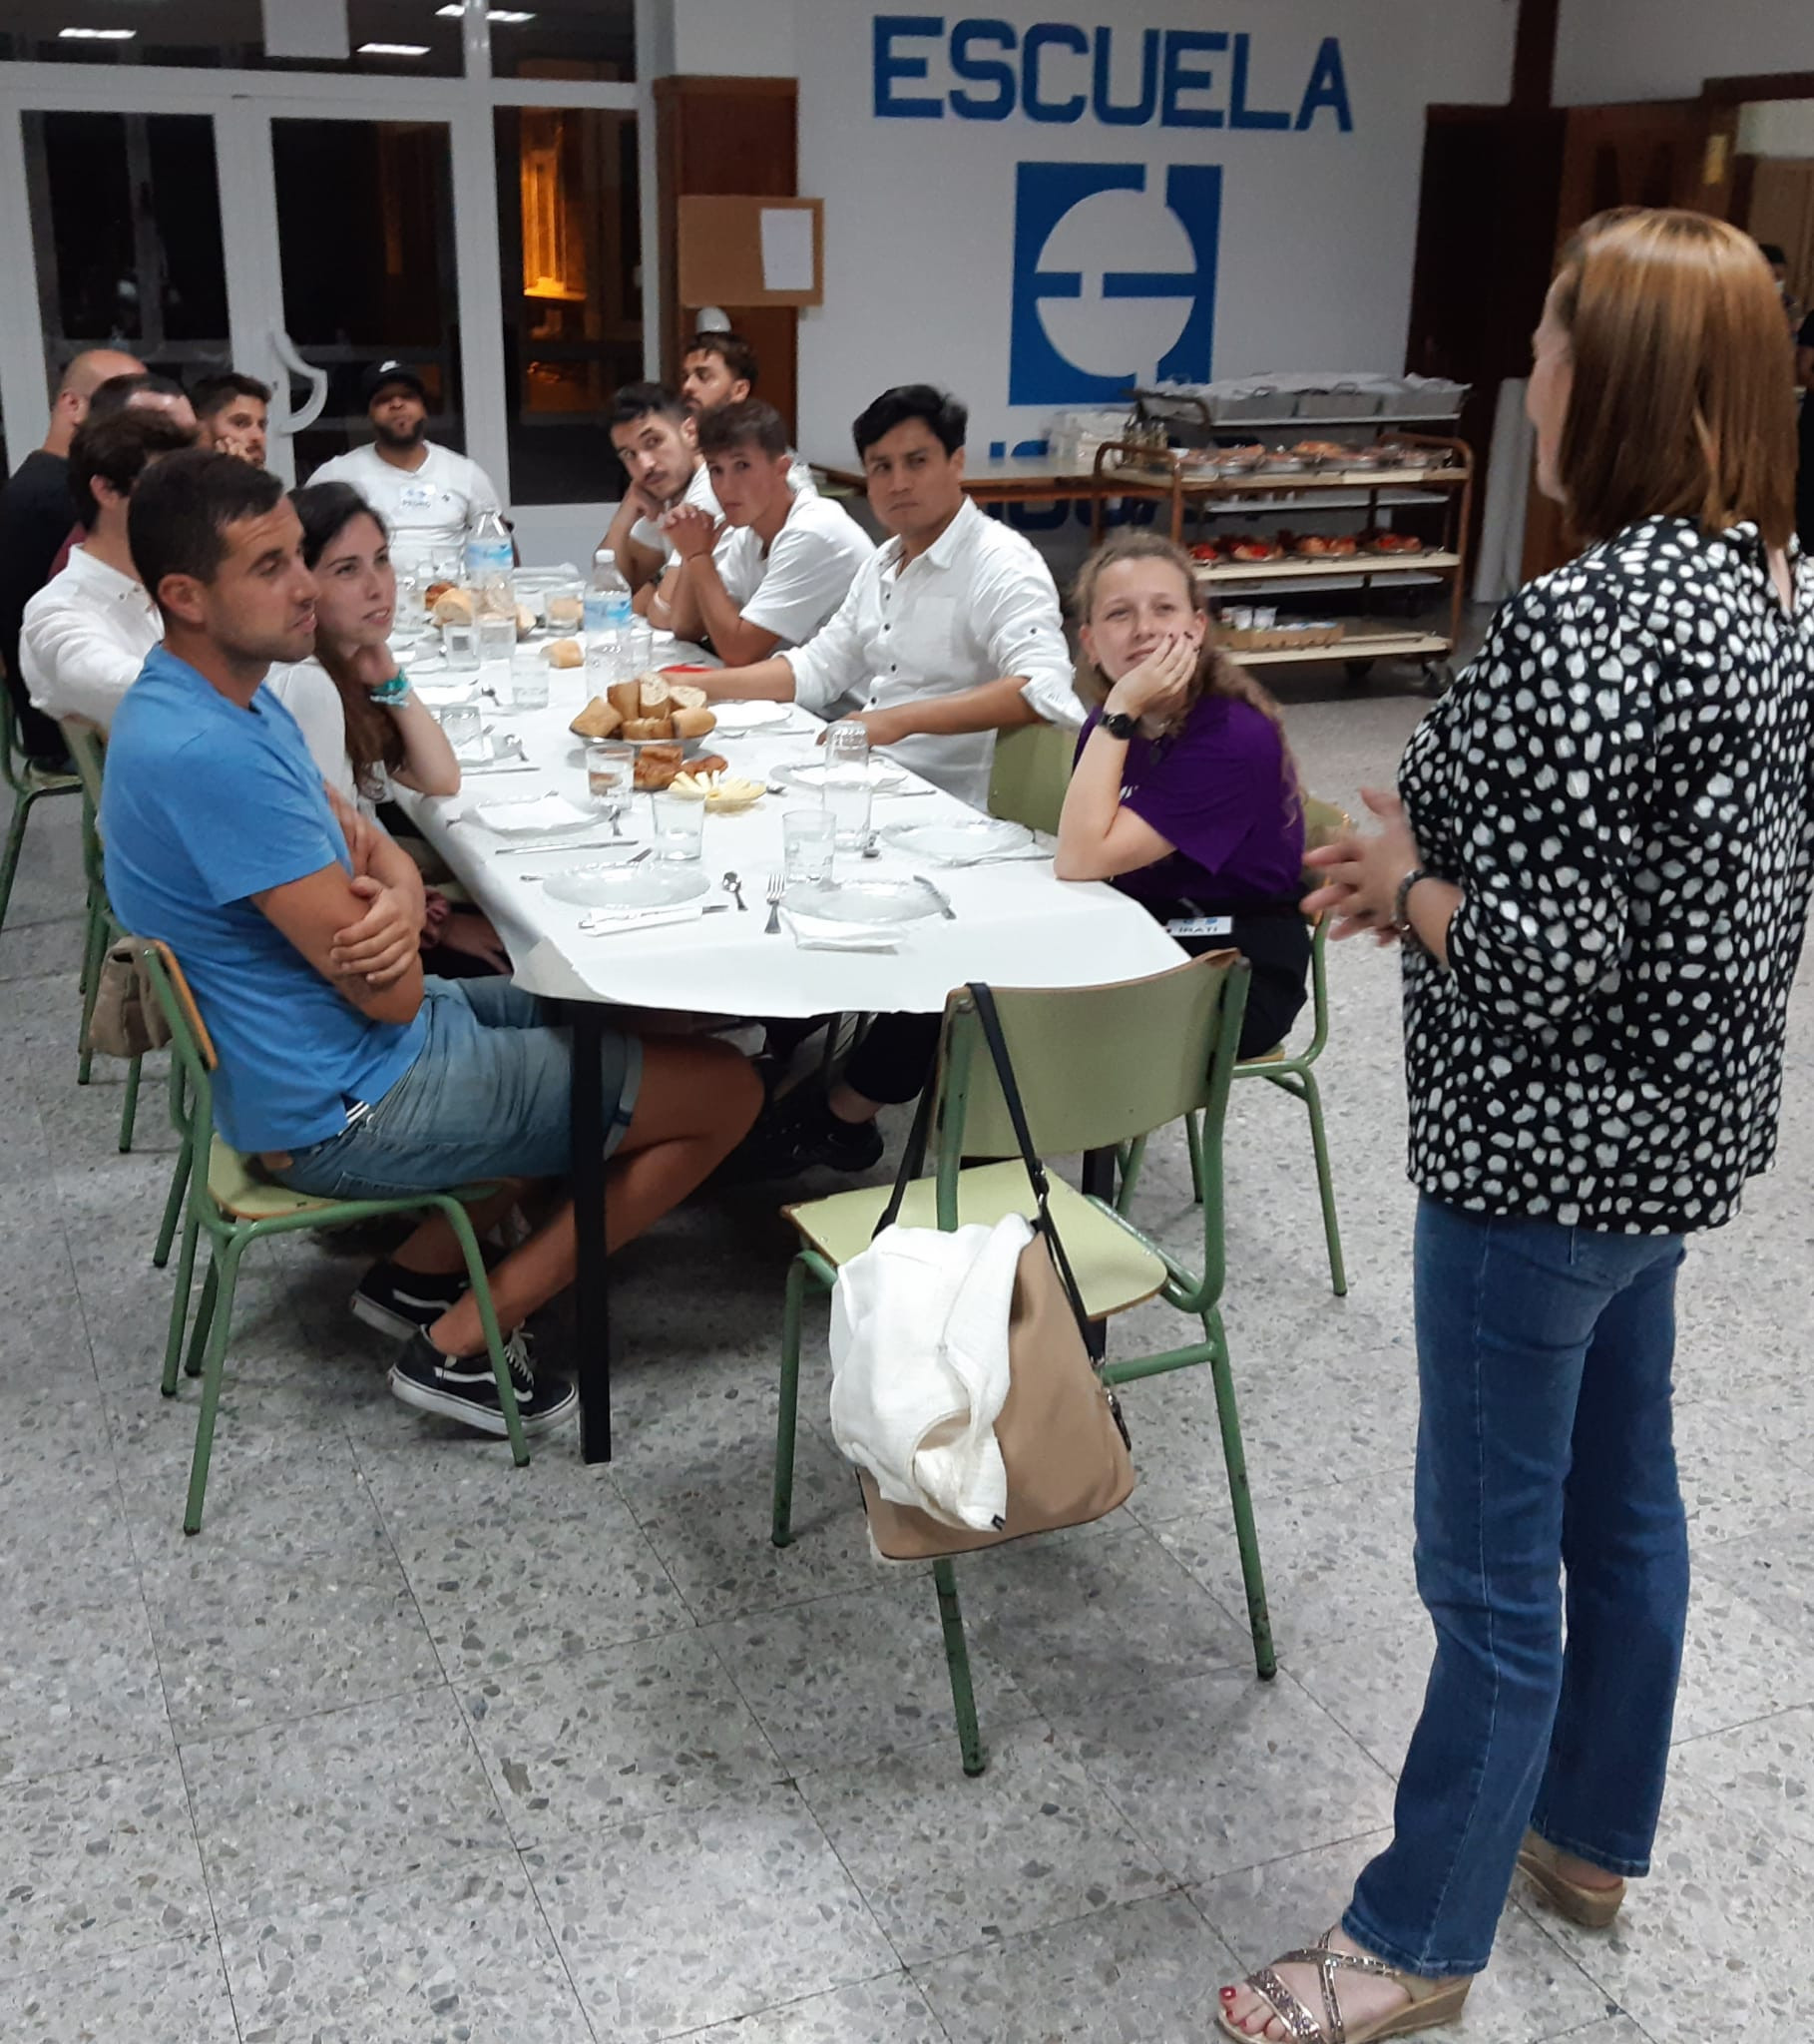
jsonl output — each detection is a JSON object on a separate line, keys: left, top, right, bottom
{"left": 358, "top": 41, "right": 431, "bottom": 55}
{"left": 59, "top": 25, "right": 137, "bottom": 36}
{"left": 435, "top": 6, "right": 537, "bottom": 20}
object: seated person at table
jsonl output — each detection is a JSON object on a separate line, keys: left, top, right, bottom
{"left": 102, "top": 451, "right": 762, "bottom": 1439}
{"left": 600, "top": 382, "right": 711, "bottom": 613}
{"left": 267, "top": 481, "right": 509, "bottom": 977}
{"left": 1057, "top": 534, "right": 1309, "bottom": 1058}
{"left": 192, "top": 371, "right": 270, "bottom": 468}
{"left": 702, "top": 383, "right": 1081, "bottom": 809}
{"left": 664, "top": 399, "right": 873, "bottom": 662}
{"left": 18, "top": 408, "right": 196, "bottom": 731}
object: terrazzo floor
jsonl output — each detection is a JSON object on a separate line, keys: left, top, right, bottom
{"left": 1, "top": 666, "right": 1807, "bottom": 2042}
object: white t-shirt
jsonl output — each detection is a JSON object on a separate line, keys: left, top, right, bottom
{"left": 629, "top": 453, "right": 817, "bottom": 566}
{"left": 306, "top": 441, "right": 503, "bottom": 571}
{"left": 263, "top": 659, "right": 374, "bottom": 813}
{"left": 715, "top": 490, "right": 875, "bottom": 649}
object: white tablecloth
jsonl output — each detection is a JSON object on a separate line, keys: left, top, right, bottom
{"left": 396, "top": 659, "right": 1183, "bottom": 1020}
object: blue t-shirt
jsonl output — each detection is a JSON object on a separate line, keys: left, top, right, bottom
{"left": 102, "top": 645, "right": 424, "bottom": 1152}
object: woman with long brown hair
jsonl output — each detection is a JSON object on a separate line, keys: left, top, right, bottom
{"left": 1216, "top": 211, "right": 1813, "bottom": 2044}
{"left": 1057, "top": 531, "right": 1309, "bottom": 1059}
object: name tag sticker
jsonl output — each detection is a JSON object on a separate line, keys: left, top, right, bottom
{"left": 397, "top": 483, "right": 436, "bottom": 509}
{"left": 1165, "top": 915, "right": 1234, "bottom": 938}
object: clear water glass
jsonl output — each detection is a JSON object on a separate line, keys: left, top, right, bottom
{"left": 651, "top": 790, "right": 705, "bottom": 862}
{"left": 586, "top": 741, "right": 634, "bottom": 819}
{"left": 441, "top": 620, "right": 479, "bottom": 671}
{"left": 624, "top": 620, "right": 656, "bottom": 676}
{"left": 510, "top": 662, "right": 550, "bottom": 711}
{"left": 782, "top": 807, "right": 836, "bottom": 888}
{"left": 439, "top": 703, "right": 485, "bottom": 760}
{"left": 477, "top": 613, "right": 517, "bottom": 665}
{"left": 822, "top": 722, "right": 870, "bottom": 774}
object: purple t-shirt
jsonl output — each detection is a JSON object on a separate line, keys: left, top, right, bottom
{"left": 1079, "top": 695, "right": 1304, "bottom": 905}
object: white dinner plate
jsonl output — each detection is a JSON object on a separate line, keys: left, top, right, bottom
{"left": 708, "top": 700, "right": 796, "bottom": 734}
{"left": 784, "top": 878, "right": 943, "bottom": 925}
{"left": 776, "top": 760, "right": 909, "bottom": 794}
{"left": 543, "top": 863, "right": 709, "bottom": 910}
{"left": 471, "top": 792, "right": 595, "bottom": 836}
{"left": 880, "top": 817, "right": 1034, "bottom": 864}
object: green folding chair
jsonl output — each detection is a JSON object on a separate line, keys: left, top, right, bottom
{"left": 1117, "top": 795, "right": 1349, "bottom": 1298}
{"left": 987, "top": 719, "right": 1075, "bottom": 834}
{"left": 141, "top": 939, "right": 529, "bottom": 1533}
{"left": 62, "top": 724, "right": 143, "bottom": 1152}
{"left": 0, "top": 673, "right": 82, "bottom": 936}
{"left": 771, "top": 952, "right": 1273, "bottom": 1776}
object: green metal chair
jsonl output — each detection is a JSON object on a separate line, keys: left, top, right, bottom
{"left": 62, "top": 724, "right": 143, "bottom": 1151}
{"left": 771, "top": 951, "right": 1273, "bottom": 1777}
{"left": 0, "top": 672, "right": 82, "bottom": 936}
{"left": 142, "top": 939, "right": 529, "bottom": 1534}
{"left": 987, "top": 719, "right": 1075, "bottom": 835}
{"left": 1117, "top": 796, "right": 1349, "bottom": 1298}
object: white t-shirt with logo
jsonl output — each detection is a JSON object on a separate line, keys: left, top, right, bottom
{"left": 715, "top": 490, "right": 875, "bottom": 649}
{"left": 307, "top": 440, "right": 503, "bottom": 571}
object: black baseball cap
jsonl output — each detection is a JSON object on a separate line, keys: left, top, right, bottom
{"left": 360, "top": 359, "right": 428, "bottom": 407}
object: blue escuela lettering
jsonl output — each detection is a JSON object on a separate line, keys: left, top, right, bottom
{"left": 1024, "top": 22, "right": 1089, "bottom": 122}
{"left": 950, "top": 17, "right": 1016, "bottom": 118}
{"left": 874, "top": 13, "right": 944, "bottom": 117}
{"left": 1295, "top": 35, "right": 1354, "bottom": 131}
{"left": 1229, "top": 31, "right": 1291, "bottom": 131}
{"left": 1161, "top": 29, "right": 1228, "bottom": 128}
{"left": 1092, "top": 25, "right": 1159, "bottom": 126}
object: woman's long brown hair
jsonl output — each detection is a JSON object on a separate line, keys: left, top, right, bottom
{"left": 1072, "top": 530, "right": 1303, "bottom": 810}
{"left": 288, "top": 481, "right": 407, "bottom": 803}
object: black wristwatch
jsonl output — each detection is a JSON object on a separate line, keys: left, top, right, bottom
{"left": 1101, "top": 709, "right": 1138, "bottom": 741}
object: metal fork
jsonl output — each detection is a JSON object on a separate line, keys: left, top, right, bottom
{"left": 763, "top": 870, "right": 785, "bottom": 934}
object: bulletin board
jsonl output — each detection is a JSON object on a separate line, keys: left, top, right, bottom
{"left": 676, "top": 195, "right": 825, "bottom": 308}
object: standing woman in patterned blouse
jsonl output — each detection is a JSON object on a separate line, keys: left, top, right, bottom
{"left": 1218, "top": 210, "right": 1812, "bottom": 2044}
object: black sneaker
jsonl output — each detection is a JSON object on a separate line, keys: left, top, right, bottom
{"left": 388, "top": 1328, "right": 576, "bottom": 1438}
{"left": 723, "top": 1085, "right": 885, "bottom": 1182}
{"left": 351, "top": 1261, "right": 471, "bottom": 1339}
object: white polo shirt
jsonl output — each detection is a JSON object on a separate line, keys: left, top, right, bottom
{"left": 19, "top": 547, "right": 162, "bottom": 731}
{"left": 781, "top": 497, "right": 1081, "bottom": 808}
{"left": 630, "top": 453, "right": 817, "bottom": 565}
{"left": 307, "top": 440, "right": 503, "bottom": 571}
{"left": 716, "top": 490, "right": 874, "bottom": 649}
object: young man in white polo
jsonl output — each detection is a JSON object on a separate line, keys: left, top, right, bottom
{"left": 663, "top": 399, "right": 872, "bottom": 661}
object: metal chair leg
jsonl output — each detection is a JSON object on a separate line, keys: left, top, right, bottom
{"left": 1299, "top": 1069, "right": 1347, "bottom": 1297}
{"left": 773, "top": 1254, "right": 809, "bottom": 1547}
{"left": 933, "top": 1558, "right": 987, "bottom": 1776}
{"left": 118, "top": 1054, "right": 143, "bottom": 1153}
{"left": 1115, "top": 1135, "right": 1147, "bottom": 1217}
{"left": 184, "top": 1254, "right": 220, "bottom": 1380}
{"left": 0, "top": 787, "right": 37, "bottom": 935}
{"left": 77, "top": 893, "right": 109, "bottom": 1085}
{"left": 183, "top": 1239, "right": 243, "bottom": 1535}
{"left": 1185, "top": 1110, "right": 1205, "bottom": 1206}
{"left": 446, "top": 1200, "right": 528, "bottom": 1467}
{"left": 154, "top": 1138, "right": 192, "bottom": 1271}
{"left": 1203, "top": 1309, "right": 1275, "bottom": 1680}
{"left": 161, "top": 1213, "right": 201, "bottom": 1395}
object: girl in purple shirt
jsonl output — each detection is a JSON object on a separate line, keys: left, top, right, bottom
{"left": 1057, "top": 533, "right": 1309, "bottom": 1057}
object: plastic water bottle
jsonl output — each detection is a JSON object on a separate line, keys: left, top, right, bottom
{"left": 464, "top": 507, "right": 513, "bottom": 616}
{"left": 583, "top": 549, "right": 634, "bottom": 686}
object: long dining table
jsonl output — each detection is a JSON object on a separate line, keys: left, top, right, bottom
{"left": 395, "top": 643, "right": 1185, "bottom": 1462}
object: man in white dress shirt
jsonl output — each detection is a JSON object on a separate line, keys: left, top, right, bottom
{"left": 19, "top": 408, "right": 197, "bottom": 731}
{"left": 704, "top": 383, "right": 1079, "bottom": 810}
{"left": 308, "top": 362, "right": 503, "bottom": 575}
{"left": 664, "top": 399, "right": 872, "bottom": 661}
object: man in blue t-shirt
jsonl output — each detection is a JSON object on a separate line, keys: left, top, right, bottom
{"left": 105, "top": 451, "right": 760, "bottom": 1436}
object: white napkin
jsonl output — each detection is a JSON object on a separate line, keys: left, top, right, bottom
{"left": 472, "top": 792, "right": 593, "bottom": 836}
{"left": 781, "top": 909, "right": 899, "bottom": 953}
{"left": 581, "top": 903, "right": 714, "bottom": 936}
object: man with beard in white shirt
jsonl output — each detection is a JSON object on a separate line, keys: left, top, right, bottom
{"left": 309, "top": 362, "right": 503, "bottom": 576}
{"left": 598, "top": 383, "right": 714, "bottom": 616}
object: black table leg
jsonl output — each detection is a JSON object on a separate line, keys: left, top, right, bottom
{"left": 1081, "top": 1145, "right": 1116, "bottom": 1363}
{"left": 569, "top": 1005, "right": 612, "bottom": 1462}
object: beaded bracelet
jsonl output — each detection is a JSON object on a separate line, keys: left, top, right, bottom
{"left": 370, "top": 673, "right": 412, "bottom": 707}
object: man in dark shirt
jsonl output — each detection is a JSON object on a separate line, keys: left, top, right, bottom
{"left": 0, "top": 346, "right": 143, "bottom": 765}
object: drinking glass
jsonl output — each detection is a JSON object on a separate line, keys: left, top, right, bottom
{"left": 510, "top": 662, "right": 550, "bottom": 711}
{"left": 439, "top": 703, "right": 484, "bottom": 760}
{"left": 782, "top": 807, "right": 837, "bottom": 888}
{"left": 821, "top": 722, "right": 870, "bottom": 774}
{"left": 651, "top": 790, "right": 706, "bottom": 862}
{"left": 624, "top": 620, "right": 655, "bottom": 676}
{"left": 442, "top": 619, "right": 479, "bottom": 671}
{"left": 477, "top": 613, "right": 517, "bottom": 666}
{"left": 584, "top": 629, "right": 622, "bottom": 693}
{"left": 586, "top": 741, "right": 634, "bottom": 828}
{"left": 821, "top": 771, "right": 872, "bottom": 852}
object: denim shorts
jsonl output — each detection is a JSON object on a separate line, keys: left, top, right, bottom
{"left": 271, "top": 977, "right": 643, "bottom": 1201}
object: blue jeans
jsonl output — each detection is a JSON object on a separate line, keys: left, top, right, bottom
{"left": 1344, "top": 1196, "right": 1689, "bottom": 1976}
{"left": 272, "top": 977, "right": 642, "bottom": 1200}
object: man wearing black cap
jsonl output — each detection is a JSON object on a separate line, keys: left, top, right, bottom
{"left": 307, "top": 361, "right": 503, "bottom": 573}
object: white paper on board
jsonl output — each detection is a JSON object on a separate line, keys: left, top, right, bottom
{"left": 759, "top": 208, "right": 815, "bottom": 293}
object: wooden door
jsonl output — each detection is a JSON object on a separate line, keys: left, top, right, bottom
{"left": 1747, "top": 158, "right": 1814, "bottom": 313}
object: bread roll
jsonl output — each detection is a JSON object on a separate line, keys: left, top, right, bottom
{"left": 569, "top": 696, "right": 623, "bottom": 739}
{"left": 634, "top": 744, "right": 684, "bottom": 790}
{"left": 667, "top": 681, "right": 708, "bottom": 711}
{"left": 638, "top": 675, "right": 674, "bottom": 719}
{"left": 607, "top": 679, "right": 643, "bottom": 722}
{"left": 545, "top": 595, "right": 583, "bottom": 630}
{"left": 544, "top": 638, "right": 583, "bottom": 669}
{"left": 432, "top": 589, "right": 475, "bottom": 626}
{"left": 423, "top": 580, "right": 456, "bottom": 609}
{"left": 670, "top": 706, "right": 717, "bottom": 740}
{"left": 621, "top": 716, "right": 672, "bottom": 741}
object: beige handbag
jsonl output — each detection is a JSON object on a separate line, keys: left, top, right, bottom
{"left": 855, "top": 983, "right": 1134, "bottom": 1563}
{"left": 87, "top": 938, "right": 172, "bottom": 1061}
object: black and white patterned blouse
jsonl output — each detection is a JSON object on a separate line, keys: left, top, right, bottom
{"left": 1398, "top": 516, "right": 1814, "bottom": 1233}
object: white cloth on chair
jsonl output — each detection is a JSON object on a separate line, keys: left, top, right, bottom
{"left": 827, "top": 1212, "right": 1032, "bottom": 1531}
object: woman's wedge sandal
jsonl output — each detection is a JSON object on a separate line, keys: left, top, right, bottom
{"left": 1215, "top": 1928, "right": 1471, "bottom": 2044}
{"left": 1515, "top": 1832, "right": 1625, "bottom": 1929}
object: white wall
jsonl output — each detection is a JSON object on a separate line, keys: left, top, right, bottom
{"left": 671, "top": 0, "right": 796, "bottom": 78}
{"left": 792, "top": 1, "right": 1516, "bottom": 461}
{"left": 1739, "top": 99, "right": 1814, "bottom": 157}
{"left": 1555, "top": 0, "right": 1812, "bottom": 107}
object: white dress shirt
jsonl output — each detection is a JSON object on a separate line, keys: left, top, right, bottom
{"left": 307, "top": 441, "right": 503, "bottom": 572}
{"left": 781, "top": 497, "right": 1080, "bottom": 807}
{"left": 715, "top": 490, "right": 875, "bottom": 649}
{"left": 19, "top": 547, "right": 162, "bottom": 731}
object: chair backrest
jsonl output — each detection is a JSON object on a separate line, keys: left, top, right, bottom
{"left": 1301, "top": 794, "right": 1351, "bottom": 860}
{"left": 141, "top": 940, "right": 221, "bottom": 1163}
{"left": 62, "top": 722, "right": 106, "bottom": 806}
{"left": 988, "top": 720, "right": 1075, "bottom": 835}
{"left": 934, "top": 950, "right": 1250, "bottom": 1163}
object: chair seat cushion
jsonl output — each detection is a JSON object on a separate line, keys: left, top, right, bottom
{"left": 1236, "top": 1045, "right": 1286, "bottom": 1067}
{"left": 784, "top": 1161, "right": 1167, "bottom": 1319}
{"left": 208, "top": 1137, "right": 342, "bottom": 1220}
